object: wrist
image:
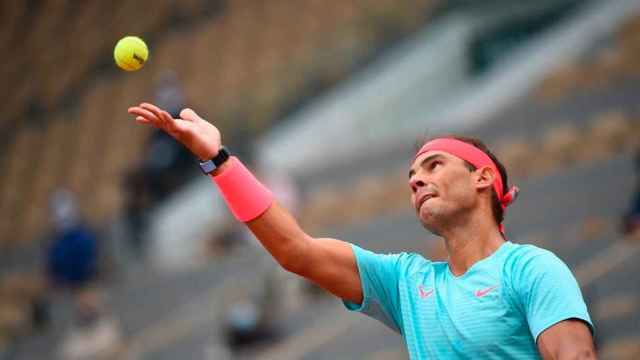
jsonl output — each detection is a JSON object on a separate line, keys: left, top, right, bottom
{"left": 211, "top": 156, "right": 274, "bottom": 222}
{"left": 200, "top": 145, "right": 221, "bottom": 161}
{"left": 198, "top": 146, "right": 230, "bottom": 175}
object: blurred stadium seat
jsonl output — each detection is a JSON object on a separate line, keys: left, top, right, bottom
{"left": 538, "top": 123, "right": 581, "bottom": 173}
{"left": 599, "top": 336, "right": 640, "bottom": 360}
{"left": 1, "top": 1, "right": 639, "bottom": 359}
{"left": 583, "top": 111, "right": 634, "bottom": 159}
{"left": 0, "top": 0, "right": 440, "bottom": 249}
{"left": 494, "top": 139, "right": 534, "bottom": 179}
{"left": 536, "top": 12, "right": 640, "bottom": 102}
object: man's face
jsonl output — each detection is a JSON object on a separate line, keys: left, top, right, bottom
{"left": 408, "top": 151, "right": 478, "bottom": 234}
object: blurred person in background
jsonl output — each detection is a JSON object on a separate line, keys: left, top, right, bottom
{"left": 45, "top": 189, "right": 121, "bottom": 359}
{"left": 128, "top": 103, "right": 596, "bottom": 359}
{"left": 122, "top": 71, "right": 195, "bottom": 260}
{"left": 143, "top": 70, "right": 196, "bottom": 200}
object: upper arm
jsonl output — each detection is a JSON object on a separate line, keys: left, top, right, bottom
{"left": 537, "top": 319, "right": 596, "bottom": 359}
{"left": 298, "top": 237, "right": 363, "bottom": 304}
{"left": 300, "top": 240, "right": 406, "bottom": 332}
{"left": 514, "top": 249, "right": 594, "bottom": 340}
{"left": 247, "top": 202, "right": 405, "bottom": 331}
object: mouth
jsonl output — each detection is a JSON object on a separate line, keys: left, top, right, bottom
{"left": 416, "top": 193, "right": 436, "bottom": 211}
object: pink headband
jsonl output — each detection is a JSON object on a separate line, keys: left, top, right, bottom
{"left": 415, "top": 138, "right": 519, "bottom": 211}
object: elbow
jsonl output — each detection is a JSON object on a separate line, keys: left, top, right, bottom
{"left": 279, "top": 253, "right": 301, "bottom": 274}
{"left": 279, "top": 252, "right": 306, "bottom": 276}
{"left": 277, "top": 234, "right": 313, "bottom": 276}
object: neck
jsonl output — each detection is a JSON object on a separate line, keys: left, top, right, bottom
{"left": 440, "top": 211, "right": 505, "bottom": 277}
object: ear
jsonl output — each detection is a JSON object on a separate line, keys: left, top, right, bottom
{"left": 473, "top": 166, "right": 495, "bottom": 191}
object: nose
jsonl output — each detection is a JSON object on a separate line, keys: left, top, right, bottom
{"left": 409, "top": 176, "right": 425, "bottom": 193}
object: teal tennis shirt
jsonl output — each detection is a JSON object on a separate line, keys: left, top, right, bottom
{"left": 343, "top": 241, "right": 593, "bottom": 359}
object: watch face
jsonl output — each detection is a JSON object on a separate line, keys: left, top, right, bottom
{"left": 199, "top": 147, "right": 230, "bottom": 174}
{"left": 200, "top": 160, "right": 216, "bottom": 174}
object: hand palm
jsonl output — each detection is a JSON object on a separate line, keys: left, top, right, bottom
{"left": 128, "top": 103, "right": 221, "bottom": 160}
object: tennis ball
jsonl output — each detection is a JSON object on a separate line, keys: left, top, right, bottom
{"left": 114, "top": 36, "right": 148, "bottom": 71}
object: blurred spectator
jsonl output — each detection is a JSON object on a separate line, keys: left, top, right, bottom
{"left": 142, "top": 71, "right": 197, "bottom": 200}
{"left": 622, "top": 147, "right": 640, "bottom": 236}
{"left": 45, "top": 189, "right": 121, "bottom": 359}
{"left": 154, "top": 70, "right": 185, "bottom": 118}
{"left": 122, "top": 71, "right": 196, "bottom": 259}
{"left": 46, "top": 189, "right": 98, "bottom": 291}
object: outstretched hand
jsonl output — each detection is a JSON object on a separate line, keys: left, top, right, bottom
{"left": 128, "top": 103, "right": 221, "bottom": 160}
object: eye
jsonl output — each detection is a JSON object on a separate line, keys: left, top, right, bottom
{"left": 430, "top": 161, "right": 442, "bottom": 171}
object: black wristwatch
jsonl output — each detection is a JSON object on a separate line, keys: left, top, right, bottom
{"left": 198, "top": 146, "right": 230, "bottom": 174}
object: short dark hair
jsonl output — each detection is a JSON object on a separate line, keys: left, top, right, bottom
{"left": 417, "top": 135, "right": 509, "bottom": 226}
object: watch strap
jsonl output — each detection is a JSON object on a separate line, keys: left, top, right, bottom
{"left": 199, "top": 146, "right": 230, "bottom": 174}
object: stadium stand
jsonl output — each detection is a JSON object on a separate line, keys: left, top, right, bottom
{"left": 0, "top": 0, "right": 439, "bottom": 251}
{"left": 0, "top": 1, "right": 441, "bottom": 356}
{"left": 535, "top": 13, "right": 640, "bottom": 101}
{"left": 53, "top": 150, "right": 631, "bottom": 360}
{"left": 255, "top": 10, "right": 640, "bottom": 358}
{"left": 298, "top": 110, "right": 639, "bottom": 232}
{"left": 0, "top": 0, "right": 200, "bottom": 118}
{"left": 1, "top": 1, "right": 638, "bottom": 359}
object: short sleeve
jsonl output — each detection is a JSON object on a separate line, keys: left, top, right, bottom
{"left": 514, "top": 248, "right": 594, "bottom": 341}
{"left": 343, "top": 244, "right": 405, "bottom": 333}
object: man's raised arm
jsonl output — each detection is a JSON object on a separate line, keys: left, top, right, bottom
{"left": 128, "top": 103, "right": 363, "bottom": 304}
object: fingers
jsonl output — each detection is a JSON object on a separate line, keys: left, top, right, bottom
{"left": 128, "top": 103, "right": 174, "bottom": 132}
{"left": 139, "top": 102, "right": 164, "bottom": 117}
{"left": 129, "top": 103, "right": 194, "bottom": 135}
{"left": 179, "top": 108, "right": 200, "bottom": 122}
{"left": 128, "top": 106, "right": 158, "bottom": 122}
{"left": 140, "top": 103, "right": 170, "bottom": 127}
{"left": 150, "top": 105, "right": 182, "bottom": 132}
{"left": 135, "top": 116, "right": 151, "bottom": 124}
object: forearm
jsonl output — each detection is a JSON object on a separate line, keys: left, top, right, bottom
{"left": 246, "top": 201, "right": 312, "bottom": 273}
{"left": 128, "top": 103, "right": 361, "bottom": 302}
{"left": 210, "top": 158, "right": 311, "bottom": 271}
{"left": 209, "top": 155, "right": 360, "bottom": 301}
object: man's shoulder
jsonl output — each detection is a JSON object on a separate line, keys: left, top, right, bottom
{"left": 504, "top": 242, "right": 555, "bottom": 259}
{"left": 502, "top": 242, "right": 566, "bottom": 274}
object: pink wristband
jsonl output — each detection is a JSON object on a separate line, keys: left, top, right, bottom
{"left": 212, "top": 157, "right": 274, "bottom": 222}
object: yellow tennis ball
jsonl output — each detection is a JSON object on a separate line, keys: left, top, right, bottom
{"left": 114, "top": 36, "right": 148, "bottom": 71}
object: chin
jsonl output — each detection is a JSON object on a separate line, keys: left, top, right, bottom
{"left": 419, "top": 202, "right": 452, "bottom": 234}
{"left": 418, "top": 212, "right": 441, "bottom": 236}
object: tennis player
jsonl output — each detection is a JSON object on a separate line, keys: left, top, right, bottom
{"left": 128, "top": 103, "right": 596, "bottom": 359}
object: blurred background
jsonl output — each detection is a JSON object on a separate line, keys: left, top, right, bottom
{"left": 0, "top": 0, "right": 639, "bottom": 359}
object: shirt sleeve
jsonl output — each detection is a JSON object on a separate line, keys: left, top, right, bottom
{"left": 342, "top": 244, "right": 405, "bottom": 333}
{"left": 514, "top": 248, "right": 594, "bottom": 341}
